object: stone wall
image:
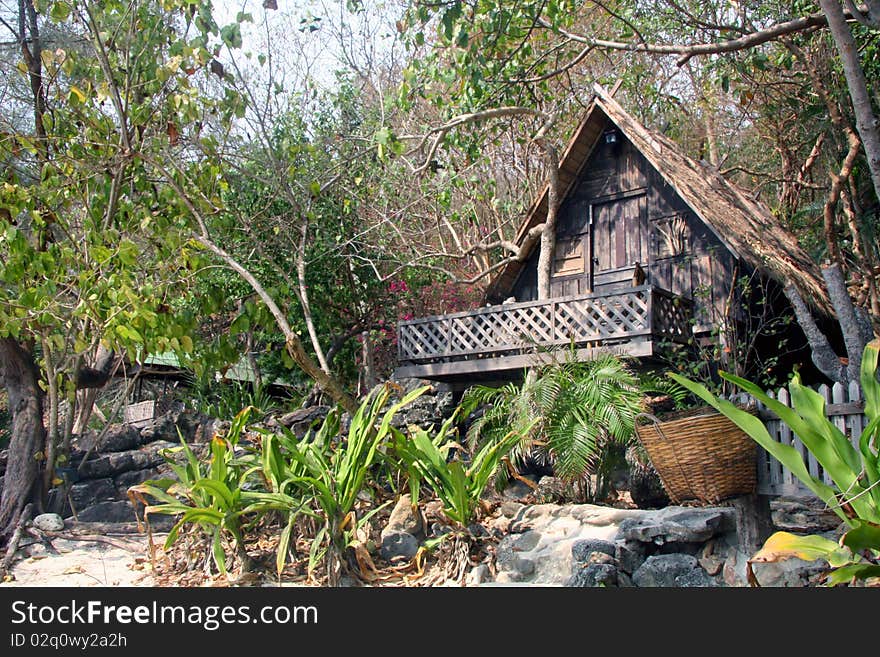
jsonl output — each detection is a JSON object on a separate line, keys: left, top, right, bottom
{"left": 49, "top": 410, "right": 217, "bottom": 524}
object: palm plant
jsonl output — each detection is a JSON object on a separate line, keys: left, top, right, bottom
{"left": 461, "top": 352, "right": 648, "bottom": 498}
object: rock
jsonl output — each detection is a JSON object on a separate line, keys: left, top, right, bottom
{"left": 499, "top": 501, "right": 524, "bottom": 519}
{"left": 33, "top": 513, "right": 64, "bottom": 532}
{"left": 615, "top": 540, "right": 646, "bottom": 574}
{"left": 72, "top": 501, "right": 139, "bottom": 524}
{"left": 382, "top": 494, "right": 423, "bottom": 539}
{"left": 270, "top": 406, "right": 331, "bottom": 438}
{"left": 503, "top": 479, "right": 536, "bottom": 501}
{"left": 568, "top": 563, "right": 619, "bottom": 587}
{"left": 77, "top": 441, "right": 172, "bottom": 479}
{"left": 571, "top": 538, "right": 616, "bottom": 565}
{"left": 771, "top": 496, "right": 843, "bottom": 534}
{"left": 113, "top": 468, "right": 161, "bottom": 490}
{"left": 424, "top": 499, "right": 446, "bottom": 520}
{"left": 467, "top": 523, "right": 488, "bottom": 538}
{"left": 486, "top": 515, "right": 511, "bottom": 537}
{"left": 68, "top": 478, "right": 118, "bottom": 512}
{"left": 495, "top": 530, "right": 542, "bottom": 573}
{"left": 467, "top": 564, "right": 491, "bottom": 586}
{"left": 509, "top": 557, "right": 535, "bottom": 577}
{"left": 632, "top": 554, "right": 717, "bottom": 587}
{"left": 430, "top": 522, "right": 454, "bottom": 538}
{"left": 140, "top": 409, "right": 210, "bottom": 444}
{"left": 387, "top": 379, "right": 456, "bottom": 429}
{"left": 380, "top": 531, "right": 419, "bottom": 562}
{"left": 618, "top": 572, "right": 634, "bottom": 587}
{"left": 94, "top": 425, "right": 142, "bottom": 453}
{"left": 698, "top": 540, "right": 725, "bottom": 576}
{"left": 536, "top": 476, "right": 571, "bottom": 503}
{"left": 619, "top": 508, "right": 733, "bottom": 546}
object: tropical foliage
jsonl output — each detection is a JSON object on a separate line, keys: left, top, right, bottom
{"left": 461, "top": 352, "right": 681, "bottom": 498}
{"left": 671, "top": 339, "right": 880, "bottom": 586}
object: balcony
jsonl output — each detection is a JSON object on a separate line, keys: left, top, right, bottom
{"left": 394, "top": 285, "right": 693, "bottom": 382}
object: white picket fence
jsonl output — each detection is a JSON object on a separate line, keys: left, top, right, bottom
{"left": 727, "top": 381, "right": 867, "bottom": 497}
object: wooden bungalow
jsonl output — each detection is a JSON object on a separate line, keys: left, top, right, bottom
{"left": 394, "top": 86, "right": 830, "bottom": 384}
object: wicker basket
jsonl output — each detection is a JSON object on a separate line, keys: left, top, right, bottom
{"left": 635, "top": 407, "right": 757, "bottom": 505}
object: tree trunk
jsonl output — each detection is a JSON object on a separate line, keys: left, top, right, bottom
{"left": 0, "top": 338, "right": 46, "bottom": 539}
{"left": 360, "top": 331, "right": 376, "bottom": 396}
{"left": 72, "top": 345, "right": 116, "bottom": 435}
{"left": 297, "top": 221, "right": 331, "bottom": 375}
{"left": 535, "top": 138, "right": 560, "bottom": 300}
{"left": 822, "top": 263, "right": 875, "bottom": 380}
{"left": 820, "top": 0, "right": 880, "bottom": 204}
{"left": 783, "top": 284, "right": 846, "bottom": 383}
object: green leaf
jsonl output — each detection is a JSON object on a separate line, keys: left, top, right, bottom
{"left": 50, "top": 1, "right": 70, "bottom": 22}
{"left": 220, "top": 24, "right": 243, "bottom": 49}
{"left": 841, "top": 520, "right": 880, "bottom": 554}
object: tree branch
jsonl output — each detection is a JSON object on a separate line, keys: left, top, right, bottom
{"left": 542, "top": 11, "right": 831, "bottom": 67}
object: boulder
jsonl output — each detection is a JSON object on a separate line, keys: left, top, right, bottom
{"left": 568, "top": 563, "right": 619, "bottom": 587}
{"left": 507, "top": 556, "right": 535, "bottom": 577}
{"left": 72, "top": 500, "right": 139, "bottom": 524}
{"left": 380, "top": 531, "right": 419, "bottom": 562}
{"left": 140, "top": 409, "right": 211, "bottom": 444}
{"left": 269, "top": 406, "right": 331, "bottom": 438}
{"left": 79, "top": 441, "right": 173, "bottom": 479}
{"left": 94, "top": 425, "right": 142, "bottom": 453}
{"left": 33, "top": 513, "right": 64, "bottom": 532}
{"left": 467, "top": 564, "right": 491, "bottom": 586}
{"left": 771, "top": 496, "right": 843, "bottom": 534}
{"left": 68, "top": 478, "right": 118, "bottom": 512}
{"left": 748, "top": 557, "right": 828, "bottom": 587}
{"left": 571, "top": 538, "right": 616, "bottom": 565}
{"left": 387, "top": 379, "right": 456, "bottom": 430}
{"left": 619, "top": 508, "right": 733, "bottom": 546}
{"left": 536, "top": 476, "right": 571, "bottom": 504}
{"left": 499, "top": 501, "right": 524, "bottom": 519}
{"left": 615, "top": 540, "right": 646, "bottom": 574}
{"left": 381, "top": 494, "right": 423, "bottom": 539}
{"left": 632, "top": 554, "right": 717, "bottom": 587}
{"left": 502, "top": 478, "right": 537, "bottom": 501}
{"left": 114, "top": 468, "right": 161, "bottom": 490}
{"left": 495, "top": 530, "right": 542, "bottom": 577}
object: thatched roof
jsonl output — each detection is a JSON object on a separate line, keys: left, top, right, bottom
{"left": 486, "top": 85, "right": 831, "bottom": 313}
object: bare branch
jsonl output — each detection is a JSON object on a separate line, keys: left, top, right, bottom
{"left": 405, "top": 106, "right": 547, "bottom": 175}
{"left": 542, "top": 11, "right": 831, "bottom": 67}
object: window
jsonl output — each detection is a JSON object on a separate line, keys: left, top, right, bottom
{"left": 652, "top": 214, "right": 688, "bottom": 259}
{"left": 553, "top": 236, "right": 584, "bottom": 277}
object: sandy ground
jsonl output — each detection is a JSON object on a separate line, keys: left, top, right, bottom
{"left": 2, "top": 527, "right": 159, "bottom": 587}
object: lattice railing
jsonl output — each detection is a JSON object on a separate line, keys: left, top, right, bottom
{"left": 397, "top": 285, "right": 693, "bottom": 363}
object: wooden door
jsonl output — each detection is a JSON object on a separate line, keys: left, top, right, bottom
{"left": 591, "top": 195, "right": 647, "bottom": 290}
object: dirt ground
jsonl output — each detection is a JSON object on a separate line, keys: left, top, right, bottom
{"left": 1, "top": 524, "right": 157, "bottom": 588}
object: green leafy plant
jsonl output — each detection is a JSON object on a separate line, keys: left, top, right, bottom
{"left": 671, "top": 339, "right": 880, "bottom": 586}
{"left": 462, "top": 352, "right": 648, "bottom": 499}
{"left": 237, "top": 421, "right": 330, "bottom": 578}
{"left": 393, "top": 411, "right": 526, "bottom": 528}
{"left": 391, "top": 410, "right": 527, "bottom": 584}
{"left": 129, "top": 406, "right": 257, "bottom": 576}
{"left": 278, "top": 383, "right": 429, "bottom": 584}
